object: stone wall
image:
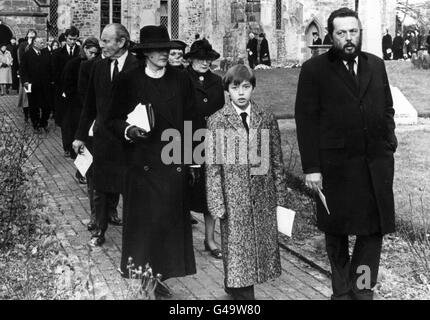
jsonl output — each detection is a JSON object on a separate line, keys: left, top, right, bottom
{"left": 57, "top": 0, "right": 100, "bottom": 38}
{"left": 0, "top": 0, "right": 49, "bottom": 39}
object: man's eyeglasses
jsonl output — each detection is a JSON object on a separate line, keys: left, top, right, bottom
{"left": 335, "top": 29, "right": 360, "bottom": 38}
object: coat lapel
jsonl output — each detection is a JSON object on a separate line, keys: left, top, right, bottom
{"left": 329, "top": 57, "right": 359, "bottom": 96}
{"left": 224, "top": 101, "right": 246, "bottom": 133}
{"left": 358, "top": 53, "right": 373, "bottom": 99}
{"left": 249, "top": 101, "right": 263, "bottom": 143}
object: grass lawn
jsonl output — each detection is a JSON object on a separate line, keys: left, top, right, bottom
{"left": 216, "top": 60, "right": 429, "bottom": 119}
{"left": 393, "top": 126, "right": 430, "bottom": 228}
{"left": 385, "top": 61, "right": 430, "bottom": 117}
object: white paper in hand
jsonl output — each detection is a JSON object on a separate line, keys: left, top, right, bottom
{"left": 317, "top": 187, "right": 330, "bottom": 215}
{"left": 88, "top": 121, "right": 95, "bottom": 137}
{"left": 24, "top": 83, "right": 32, "bottom": 93}
{"left": 74, "top": 147, "right": 93, "bottom": 177}
{"left": 277, "top": 206, "right": 296, "bottom": 237}
{"left": 127, "top": 103, "right": 151, "bottom": 132}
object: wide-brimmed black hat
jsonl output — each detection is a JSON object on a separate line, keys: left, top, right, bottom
{"left": 131, "top": 25, "right": 183, "bottom": 52}
{"left": 183, "top": 39, "right": 220, "bottom": 60}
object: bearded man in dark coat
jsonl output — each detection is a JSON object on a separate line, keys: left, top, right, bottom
{"left": 295, "top": 8, "right": 397, "bottom": 300}
{"left": 106, "top": 25, "right": 196, "bottom": 299}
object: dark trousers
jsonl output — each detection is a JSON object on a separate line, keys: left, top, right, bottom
{"left": 94, "top": 191, "right": 120, "bottom": 235}
{"left": 248, "top": 55, "right": 257, "bottom": 69}
{"left": 27, "top": 86, "right": 50, "bottom": 129}
{"left": 226, "top": 285, "right": 255, "bottom": 300}
{"left": 325, "top": 233, "right": 383, "bottom": 300}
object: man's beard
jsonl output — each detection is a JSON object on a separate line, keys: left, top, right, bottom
{"left": 333, "top": 38, "right": 362, "bottom": 61}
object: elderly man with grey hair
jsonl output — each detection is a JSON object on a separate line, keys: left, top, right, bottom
{"left": 73, "top": 23, "right": 138, "bottom": 247}
{"left": 246, "top": 32, "right": 258, "bottom": 69}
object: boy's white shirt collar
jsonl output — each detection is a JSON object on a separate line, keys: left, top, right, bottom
{"left": 232, "top": 101, "right": 251, "bottom": 126}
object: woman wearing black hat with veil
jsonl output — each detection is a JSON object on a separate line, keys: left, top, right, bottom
{"left": 106, "top": 25, "right": 196, "bottom": 298}
{"left": 184, "top": 39, "right": 225, "bottom": 260}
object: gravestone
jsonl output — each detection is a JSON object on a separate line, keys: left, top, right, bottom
{"left": 391, "top": 86, "right": 418, "bottom": 125}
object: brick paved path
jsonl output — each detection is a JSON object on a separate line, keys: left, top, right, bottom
{"left": 1, "top": 95, "right": 332, "bottom": 300}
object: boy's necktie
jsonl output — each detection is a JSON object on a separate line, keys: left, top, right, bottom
{"left": 240, "top": 112, "right": 249, "bottom": 134}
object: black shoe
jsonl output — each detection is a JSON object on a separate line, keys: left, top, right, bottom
{"left": 87, "top": 222, "right": 97, "bottom": 231}
{"left": 204, "top": 240, "right": 223, "bottom": 259}
{"left": 64, "top": 151, "right": 71, "bottom": 158}
{"left": 109, "top": 216, "right": 123, "bottom": 226}
{"left": 89, "top": 234, "right": 105, "bottom": 247}
{"left": 154, "top": 282, "right": 173, "bottom": 298}
{"left": 42, "top": 126, "right": 49, "bottom": 134}
{"left": 75, "top": 171, "right": 87, "bottom": 184}
{"left": 33, "top": 127, "right": 42, "bottom": 134}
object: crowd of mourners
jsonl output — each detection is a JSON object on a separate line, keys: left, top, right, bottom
{"left": 0, "top": 7, "right": 402, "bottom": 301}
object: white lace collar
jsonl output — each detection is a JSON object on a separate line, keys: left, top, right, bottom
{"left": 145, "top": 66, "right": 166, "bottom": 79}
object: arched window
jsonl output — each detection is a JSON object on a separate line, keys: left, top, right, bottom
{"left": 276, "top": 0, "right": 282, "bottom": 30}
{"left": 160, "top": 0, "right": 179, "bottom": 39}
{"left": 101, "top": 0, "right": 121, "bottom": 31}
{"left": 49, "top": 0, "right": 59, "bottom": 36}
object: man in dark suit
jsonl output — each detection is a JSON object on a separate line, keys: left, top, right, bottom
{"left": 246, "top": 33, "right": 258, "bottom": 69}
{"left": 52, "top": 26, "right": 80, "bottom": 157}
{"left": 295, "top": 8, "right": 397, "bottom": 300}
{"left": 312, "top": 32, "right": 323, "bottom": 45}
{"left": 19, "top": 37, "right": 52, "bottom": 132}
{"left": 73, "top": 23, "right": 138, "bottom": 246}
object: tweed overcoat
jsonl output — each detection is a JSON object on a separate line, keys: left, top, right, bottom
{"left": 206, "top": 101, "right": 287, "bottom": 288}
{"left": 295, "top": 49, "right": 397, "bottom": 236}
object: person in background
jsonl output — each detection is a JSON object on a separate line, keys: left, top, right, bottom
{"left": 7, "top": 37, "right": 19, "bottom": 92}
{"left": 20, "top": 37, "right": 52, "bottom": 133}
{"left": 259, "top": 33, "right": 271, "bottom": 66}
{"left": 183, "top": 38, "right": 225, "bottom": 258}
{"left": 58, "top": 33, "right": 67, "bottom": 48}
{"left": 168, "top": 40, "right": 187, "bottom": 70}
{"left": 323, "top": 29, "right": 333, "bottom": 45}
{"left": 206, "top": 64, "right": 288, "bottom": 300}
{"left": 392, "top": 31, "right": 404, "bottom": 60}
{"left": 312, "top": 32, "right": 322, "bottom": 45}
{"left": 0, "top": 43, "right": 13, "bottom": 96}
{"left": 246, "top": 33, "right": 258, "bottom": 69}
{"left": 63, "top": 37, "right": 100, "bottom": 184}
{"left": 426, "top": 30, "right": 430, "bottom": 54}
{"left": 382, "top": 29, "right": 393, "bottom": 60}
{"left": 17, "top": 29, "right": 37, "bottom": 122}
{"left": 53, "top": 26, "right": 80, "bottom": 156}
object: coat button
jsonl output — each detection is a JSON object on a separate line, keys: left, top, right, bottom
{"left": 204, "top": 116, "right": 208, "bottom": 121}
{"left": 144, "top": 166, "right": 149, "bottom": 171}
{"left": 203, "top": 98, "right": 208, "bottom": 103}
{"left": 177, "top": 167, "right": 182, "bottom": 173}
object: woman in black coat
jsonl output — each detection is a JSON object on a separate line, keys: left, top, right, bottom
{"left": 184, "top": 39, "right": 225, "bottom": 259}
{"left": 259, "top": 33, "right": 271, "bottom": 66}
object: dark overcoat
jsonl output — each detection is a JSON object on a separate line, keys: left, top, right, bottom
{"left": 185, "top": 66, "right": 225, "bottom": 213}
{"left": 19, "top": 48, "right": 52, "bottom": 96}
{"left": 259, "top": 38, "right": 271, "bottom": 66}
{"left": 295, "top": 49, "right": 397, "bottom": 236}
{"left": 52, "top": 45, "right": 80, "bottom": 125}
{"left": 75, "top": 53, "right": 138, "bottom": 193}
{"left": 106, "top": 65, "right": 197, "bottom": 279}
